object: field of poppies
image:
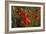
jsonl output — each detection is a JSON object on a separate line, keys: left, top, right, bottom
{"left": 11, "top": 6, "right": 41, "bottom": 28}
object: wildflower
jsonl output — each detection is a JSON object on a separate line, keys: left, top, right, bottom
{"left": 19, "top": 8, "right": 31, "bottom": 26}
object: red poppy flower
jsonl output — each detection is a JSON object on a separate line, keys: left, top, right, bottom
{"left": 32, "top": 13, "right": 40, "bottom": 20}
{"left": 32, "top": 13, "right": 36, "bottom": 19}
{"left": 19, "top": 10, "right": 31, "bottom": 26}
{"left": 35, "top": 16, "right": 40, "bottom": 20}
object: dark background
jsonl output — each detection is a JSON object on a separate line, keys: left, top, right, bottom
{"left": 11, "top": 6, "right": 41, "bottom": 28}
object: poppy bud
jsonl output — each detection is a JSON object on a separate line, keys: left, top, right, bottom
{"left": 36, "top": 16, "right": 40, "bottom": 20}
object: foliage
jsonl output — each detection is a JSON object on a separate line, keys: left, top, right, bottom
{"left": 11, "top": 6, "right": 41, "bottom": 28}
